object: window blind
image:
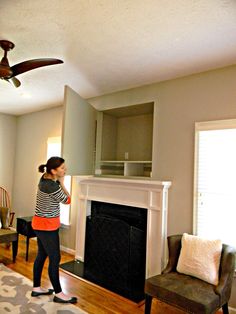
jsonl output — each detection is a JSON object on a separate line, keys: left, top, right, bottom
{"left": 195, "top": 127, "right": 236, "bottom": 248}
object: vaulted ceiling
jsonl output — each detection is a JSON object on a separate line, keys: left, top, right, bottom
{"left": 0, "top": 0, "right": 236, "bottom": 115}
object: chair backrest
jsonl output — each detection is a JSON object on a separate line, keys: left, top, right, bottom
{"left": 0, "top": 187, "right": 11, "bottom": 208}
{"left": 0, "top": 187, "right": 15, "bottom": 227}
{"left": 162, "top": 234, "right": 182, "bottom": 273}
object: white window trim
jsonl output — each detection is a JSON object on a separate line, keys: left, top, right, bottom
{"left": 193, "top": 118, "right": 236, "bottom": 235}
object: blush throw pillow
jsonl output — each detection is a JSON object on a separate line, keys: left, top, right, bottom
{"left": 176, "top": 233, "right": 222, "bottom": 285}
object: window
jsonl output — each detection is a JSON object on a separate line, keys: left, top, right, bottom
{"left": 193, "top": 119, "right": 236, "bottom": 248}
{"left": 47, "top": 137, "right": 71, "bottom": 226}
{"left": 47, "top": 137, "right": 61, "bottom": 159}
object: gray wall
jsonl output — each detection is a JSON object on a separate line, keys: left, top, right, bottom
{"left": 89, "top": 65, "right": 236, "bottom": 307}
{"left": 89, "top": 65, "right": 236, "bottom": 236}
{"left": 11, "top": 105, "right": 78, "bottom": 250}
{"left": 12, "top": 106, "right": 63, "bottom": 218}
{"left": 0, "top": 113, "right": 17, "bottom": 196}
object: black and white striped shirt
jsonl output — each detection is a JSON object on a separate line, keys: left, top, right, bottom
{"left": 35, "top": 176, "right": 69, "bottom": 218}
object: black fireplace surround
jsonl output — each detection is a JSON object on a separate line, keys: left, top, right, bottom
{"left": 61, "top": 201, "right": 147, "bottom": 302}
{"left": 84, "top": 201, "right": 147, "bottom": 302}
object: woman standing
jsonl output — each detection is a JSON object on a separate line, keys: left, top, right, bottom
{"left": 31, "top": 156, "right": 77, "bottom": 304}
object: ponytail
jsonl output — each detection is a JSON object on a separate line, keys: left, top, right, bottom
{"left": 38, "top": 164, "right": 46, "bottom": 173}
{"left": 38, "top": 157, "right": 65, "bottom": 174}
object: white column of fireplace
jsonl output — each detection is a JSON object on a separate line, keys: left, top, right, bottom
{"left": 75, "top": 176, "right": 171, "bottom": 278}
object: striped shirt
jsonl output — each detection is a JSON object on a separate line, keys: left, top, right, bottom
{"left": 32, "top": 175, "right": 70, "bottom": 231}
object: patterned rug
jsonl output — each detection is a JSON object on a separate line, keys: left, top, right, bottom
{"left": 0, "top": 263, "right": 87, "bottom": 314}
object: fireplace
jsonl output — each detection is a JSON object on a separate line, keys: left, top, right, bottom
{"left": 71, "top": 176, "right": 171, "bottom": 300}
{"left": 84, "top": 201, "right": 147, "bottom": 301}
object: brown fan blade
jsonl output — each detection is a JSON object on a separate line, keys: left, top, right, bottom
{"left": 4, "top": 77, "right": 21, "bottom": 88}
{"left": 10, "top": 58, "right": 63, "bottom": 78}
{"left": 9, "top": 77, "right": 21, "bottom": 88}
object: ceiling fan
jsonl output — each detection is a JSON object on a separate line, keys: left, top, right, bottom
{"left": 0, "top": 40, "right": 63, "bottom": 88}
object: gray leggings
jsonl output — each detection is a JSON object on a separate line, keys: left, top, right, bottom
{"left": 33, "top": 229, "right": 62, "bottom": 293}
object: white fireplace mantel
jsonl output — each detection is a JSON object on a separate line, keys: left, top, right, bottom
{"left": 74, "top": 176, "right": 171, "bottom": 278}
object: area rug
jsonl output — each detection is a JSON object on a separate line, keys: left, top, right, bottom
{"left": 0, "top": 263, "right": 87, "bottom": 314}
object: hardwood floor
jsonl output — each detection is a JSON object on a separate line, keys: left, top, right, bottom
{"left": 0, "top": 236, "right": 221, "bottom": 314}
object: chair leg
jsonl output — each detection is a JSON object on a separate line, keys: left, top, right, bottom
{"left": 26, "top": 236, "right": 30, "bottom": 261}
{"left": 12, "top": 237, "right": 18, "bottom": 263}
{"left": 222, "top": 303, "right": 229, "bottom": 314}
{"left": 145, "top": 294, "right": 153, "bottom": 314}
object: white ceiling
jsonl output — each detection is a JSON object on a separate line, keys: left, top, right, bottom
{"left": 0, "top": 0, "right": 236, "bottom": 116}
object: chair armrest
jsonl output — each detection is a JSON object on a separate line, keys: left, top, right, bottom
{"left": 162, "top": 234, "right": 182, "bottom": 274}
{"left": 214, "top": 244, "right": 236, "bottom": 305}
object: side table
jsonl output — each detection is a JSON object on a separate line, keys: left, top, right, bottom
{"left": 16, "top": 216, "right": 36, "bottom": 261}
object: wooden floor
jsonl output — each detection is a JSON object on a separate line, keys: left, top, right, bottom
{"left": 0, "top": 236, "right": 221, "bottom": 314}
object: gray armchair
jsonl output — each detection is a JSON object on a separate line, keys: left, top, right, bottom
{"left": 145, "top": 234, "right": 236, "bottom": 314}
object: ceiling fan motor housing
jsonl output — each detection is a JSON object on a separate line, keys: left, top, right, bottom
{"left": 0, "top": 40, "right": 15, "bottom": 51}
{"left": 0, "top": 64, "right": 13, "bottom": 78}
{"left": 0, "top": 40, "right": 14, "bottom": 78}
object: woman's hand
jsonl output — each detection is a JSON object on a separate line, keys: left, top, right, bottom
{"left": 58, "top": 175, "right": 70, "bottom": 197}
{"left": 57, "top": 176, "right": 65, "bottom": 185}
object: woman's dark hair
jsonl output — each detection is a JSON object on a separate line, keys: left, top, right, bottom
{"left": 38, "top": 156, "right": 65, "bottom": 174}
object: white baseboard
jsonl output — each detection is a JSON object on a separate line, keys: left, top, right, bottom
{"left": 31, "top": 237, "right": 75, "bottom": 256}
{"left": 229, "top": 307, "right": 236, "bottom": 314}
{"left": 60, "top": 245, "right": 75, "bottom": 256}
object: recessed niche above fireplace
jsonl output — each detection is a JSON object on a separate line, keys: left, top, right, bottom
{"left": 95, "top": 102, "right": 154, "bottom": 177}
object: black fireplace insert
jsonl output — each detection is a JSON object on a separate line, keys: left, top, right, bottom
{"left": 84, "top": 201, "right": 147, "bottom": 302}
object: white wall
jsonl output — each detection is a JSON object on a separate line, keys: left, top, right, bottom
{"left": 0, "top": 113, "right": 17, "bottom": 197}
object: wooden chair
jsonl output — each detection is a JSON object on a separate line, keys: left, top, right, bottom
{"left": 145, "top": 234, "right": 236, "bottom": 314}
{"left": 0, "top": 187, "right": 15, "bottom": 227}
{"left": 0, "top": 206, "right": 18, "bottom": 262}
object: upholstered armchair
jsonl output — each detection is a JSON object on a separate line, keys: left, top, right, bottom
{"left": 0, "top": 206, "right": 18, "bottom": 262}
{"left": 145, "top": 234, "right": 236, "bottom": 314}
